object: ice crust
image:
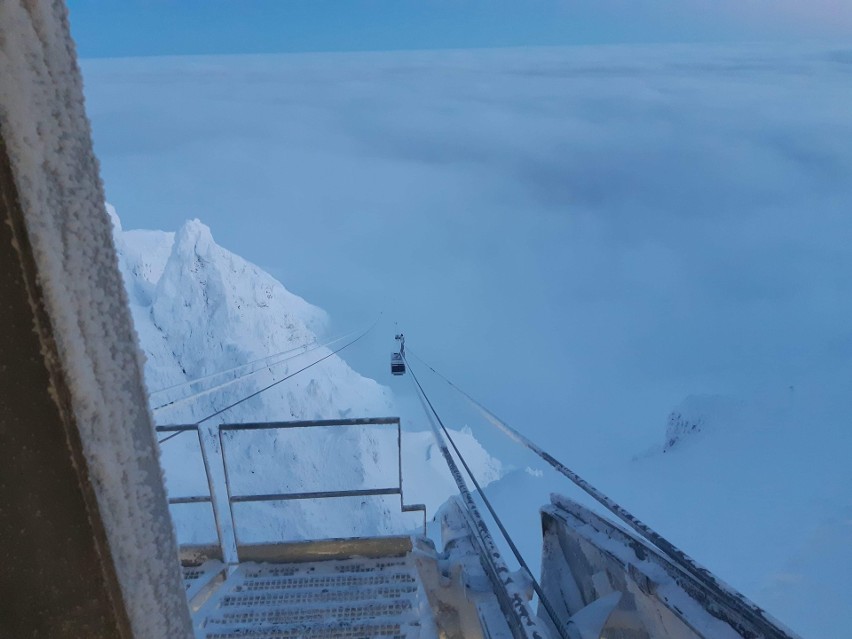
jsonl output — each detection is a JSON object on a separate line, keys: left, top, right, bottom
{"left": 0, "top": 3, "right": 192, "bottom": 637}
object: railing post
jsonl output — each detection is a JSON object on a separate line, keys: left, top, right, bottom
{"left": 396, "top": 420, "right": 403, "bottom": 507}
{"left": 197, "top": 425, "right": 239, "bottom": 565}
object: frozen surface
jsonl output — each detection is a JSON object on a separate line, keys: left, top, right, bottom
{"left": 0, "top": 3, "right": 192, "bottom": 637}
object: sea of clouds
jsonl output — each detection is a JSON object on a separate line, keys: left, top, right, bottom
{"left": 83, "top": 42, "right": 852, "bottom": 455}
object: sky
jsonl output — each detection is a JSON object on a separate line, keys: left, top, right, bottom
{"left": 67, "top": 0, "right": 852, "bottom": 58}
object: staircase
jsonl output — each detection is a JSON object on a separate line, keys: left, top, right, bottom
{"left": 185, "top": 552, "right": 436, "bottom": 639}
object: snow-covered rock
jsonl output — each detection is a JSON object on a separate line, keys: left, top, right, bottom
{"left": 110, "top": 206, "right": 502, "bottom": 544}
{"left": 111, "top": 208, "right": 398, "bottom": 542}
{"left": 662, "top": 394, "right": 744, "bottom": 452}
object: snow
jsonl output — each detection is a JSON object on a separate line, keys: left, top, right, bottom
{"left": 623, "top": 386, "right": 852, "bottom": 639}
{"left": 111, "top": 207, "right": 505, "bottom": 544}
{"left": 402, "top": 427, "right": 502, "bottom": 516}
{"left": 0, "top": 3, "right": 191, "bottom": 637}
{"left": 473, "top": 385, "right": 852, "bottom": 639}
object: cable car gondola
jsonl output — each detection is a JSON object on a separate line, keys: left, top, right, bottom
{"left": 391, "top": 332, "right": 406, "bottom": 375}
{"left": 390, "top": 352, "right": 405, "bottom": 375}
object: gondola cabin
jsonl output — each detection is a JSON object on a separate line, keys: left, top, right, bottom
{"left": 391, "top": 352, "right": 406, "bottom": 375}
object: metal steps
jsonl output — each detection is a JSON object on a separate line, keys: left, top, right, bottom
{"left": 186, "top": 552, "right": 436, "bottom": 639}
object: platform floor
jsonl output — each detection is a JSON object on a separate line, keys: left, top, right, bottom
{"left": 184, "top": 549, "right": 439, "bottom": 638}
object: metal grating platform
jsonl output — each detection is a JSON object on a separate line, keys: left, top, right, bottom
{"left": 187, "top": 552, "right": 437, "bottom": 639}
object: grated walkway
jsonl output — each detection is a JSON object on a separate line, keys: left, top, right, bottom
{"left": 184, "top": 554, "right": 437, "bottom": 639}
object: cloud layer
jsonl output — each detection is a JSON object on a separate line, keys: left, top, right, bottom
{"left": 84, "top": 44, "right": 852, "bottom": 448}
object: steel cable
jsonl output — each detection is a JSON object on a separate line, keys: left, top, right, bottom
{"left": 157, "top": 316, "right": 380, "bottom": 444}
{"left": 407, "top": 349, "right": 790, "bottom": 637}
{"left": 151, "top": 330, "right": 357, "bottom": 413}
{"left": 405, "top": 354, "right": 571, "bottom": 639}
{"left": 147, "top": 339, "right": 319, "bottom": 397}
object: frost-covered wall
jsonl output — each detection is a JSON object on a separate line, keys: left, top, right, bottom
{"left": 0, "top": 3, "right": 192, "bottom": 638}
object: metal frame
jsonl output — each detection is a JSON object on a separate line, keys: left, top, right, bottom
{"left": 155, "top": 417, "right": 426, "bottom": 563}
{"left": 154, "top": 426, "right": 238, "bottom": 563}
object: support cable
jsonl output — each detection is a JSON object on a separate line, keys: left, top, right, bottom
{"left": 408, "top": 349, "right": 776, "bottom": 632}
{"left": 148, "top": 338, "right": 319, "bottom": 397}
{"left": 157, "top": 316, "right": 379, "bottom": 445}
{"left": 405, "top": 355, "right": 570, "bottom": 639}
{"left": 152, "top": 330, "right": 357, "bottom": 413}
{"left": 155, "top": 429, "right": 191, "bottom": 446}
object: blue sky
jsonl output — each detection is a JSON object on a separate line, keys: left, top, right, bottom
{"left": 68, "top": 0, "right": 852, "bottom": 58}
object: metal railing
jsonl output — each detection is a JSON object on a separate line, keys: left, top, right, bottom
{"left": 156, "top": 417, "right": 426, "bottom": 563}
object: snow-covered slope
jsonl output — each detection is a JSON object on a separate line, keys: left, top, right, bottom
{"left": 480, "top": 385, "right": 851, "bottom": 639}
{"left": 110, "top": 205, "right": 347, "bottom": 422}
{"left": 626, "top": 387, "right": 852, "bottom": 639}
{"left": 109, "top": 206, "right": 502, "bottom": 544}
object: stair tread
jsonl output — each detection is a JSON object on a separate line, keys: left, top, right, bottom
{"left": 195, "top": 554, "right": 431, "bottom": 639}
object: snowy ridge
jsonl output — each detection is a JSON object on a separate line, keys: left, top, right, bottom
{"left": 110, "top": 206, "right": 502, "bottom": 544}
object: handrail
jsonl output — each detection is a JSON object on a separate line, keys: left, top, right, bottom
{"left": 406, "top": 358, "right": 559, "bottom": 639}
{"left": 219, "top": 416, "right": 401, "bottom": 430}
{"left": 157, "top": 417, "right": 427, "bottom": 562}
{"left": 230, "top": 487, "right": 402, "bottom": 503}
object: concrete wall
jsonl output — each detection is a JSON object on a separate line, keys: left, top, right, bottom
{"left": 0, "top": 2, "right": 192, "bottom": 637}
{"left": 539, "top": 495, "right": 799, "bottom": 639}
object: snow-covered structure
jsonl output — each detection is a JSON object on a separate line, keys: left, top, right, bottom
{"left": 0, "top": 2, "right": 191, "bottom": 638}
